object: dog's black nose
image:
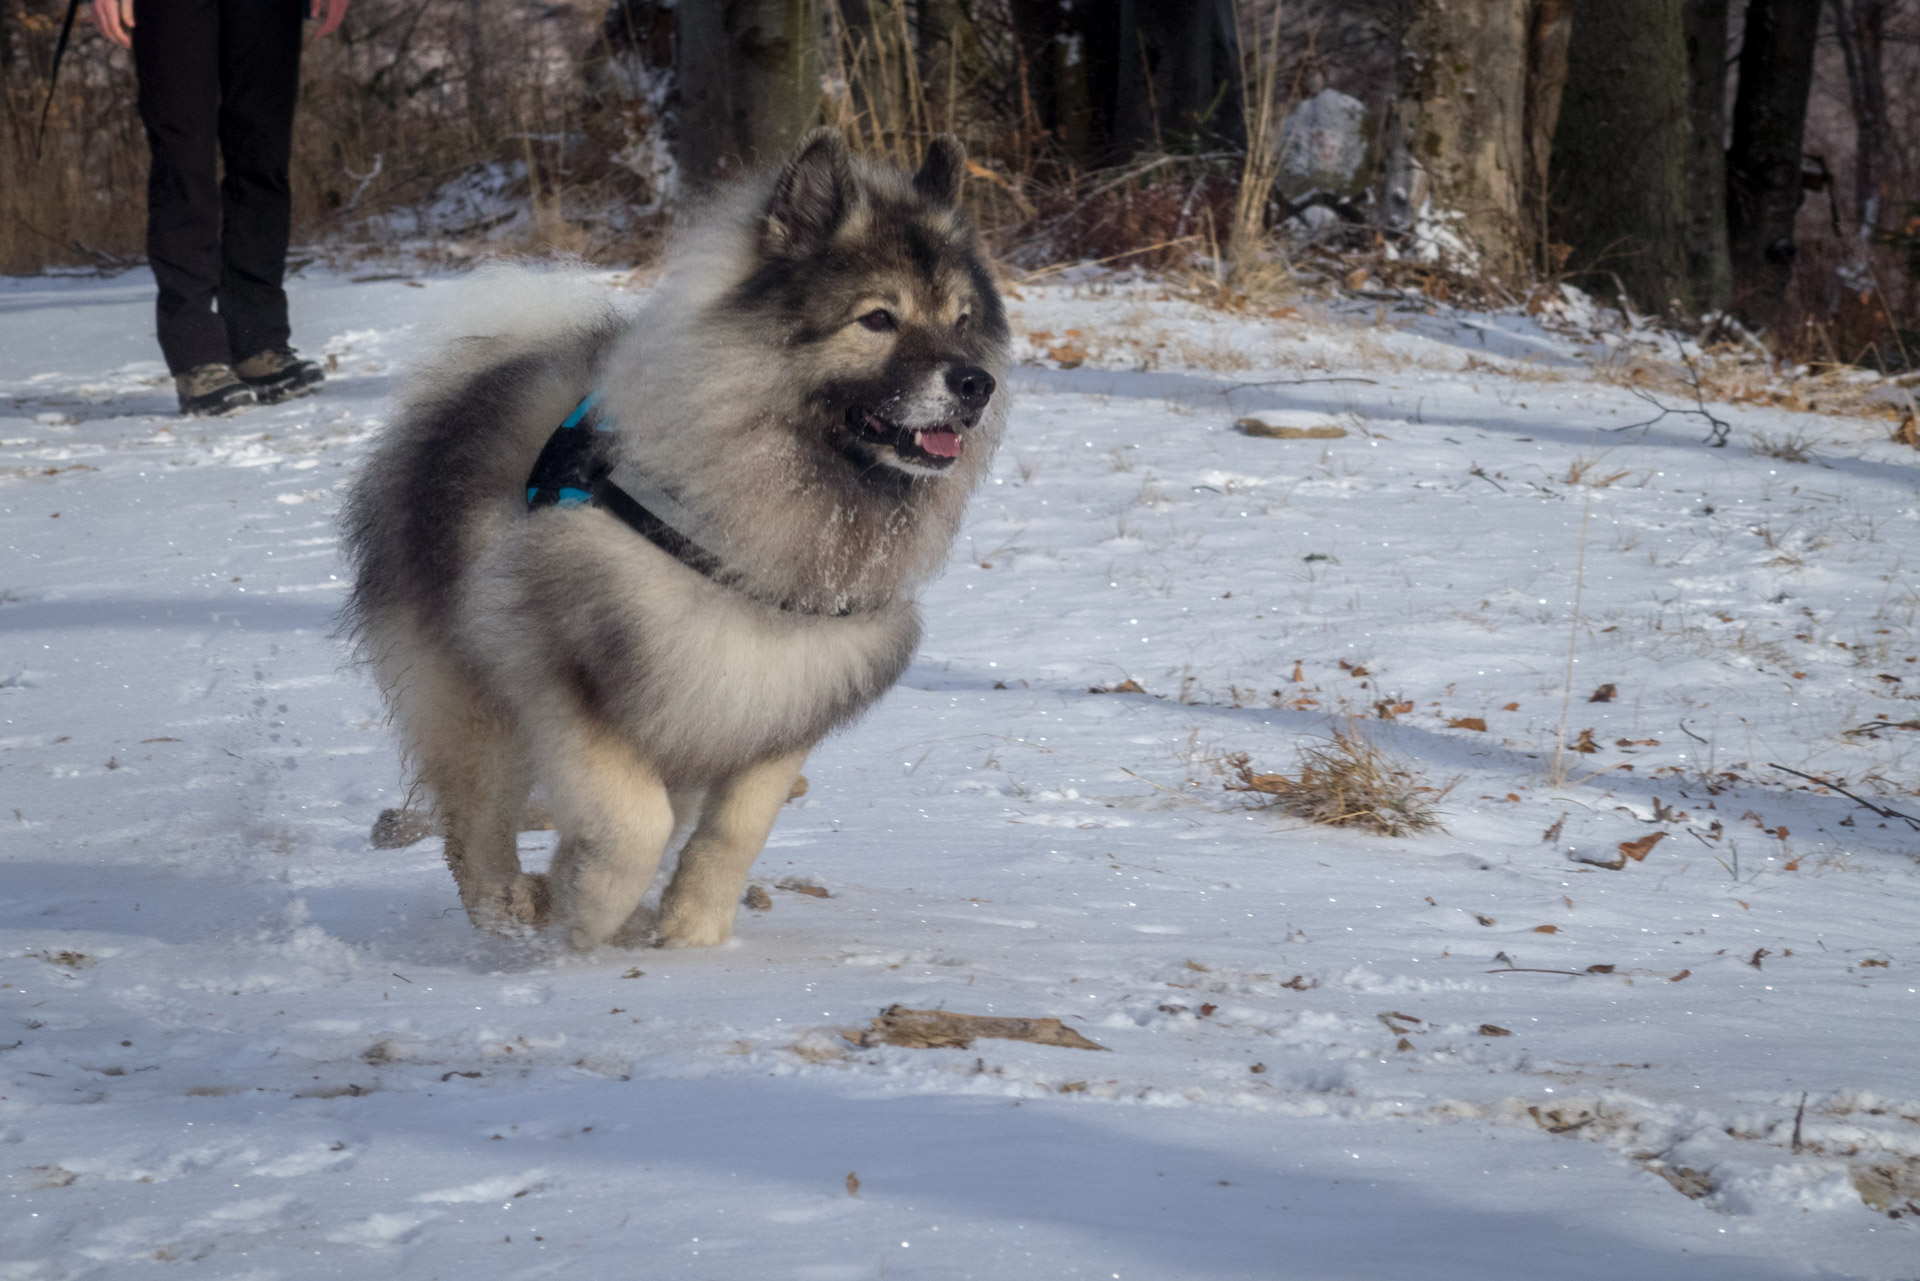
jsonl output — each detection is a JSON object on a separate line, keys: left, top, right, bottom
{"left": 946, "top": 365, "right": 995, "bottom": 410}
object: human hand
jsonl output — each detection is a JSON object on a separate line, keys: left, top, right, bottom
{"left": 89, "top": 0, "right": 134, "bottom": 49}
{"left": 310, "top": 0, "right": 350, "bottom": 38}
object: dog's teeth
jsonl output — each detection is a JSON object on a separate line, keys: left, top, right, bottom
{"left": 912, "top": 430, "right": 923, "bottom": 450}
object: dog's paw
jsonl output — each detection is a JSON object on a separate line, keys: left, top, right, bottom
{"left": 652, "top": 909, "right": 735, "bottom": 950}
{"left": 467, "top": 873, "right": 552, "bottom": 937}
{"left": 505, "top": 872, "right": 552, "bottom": 928}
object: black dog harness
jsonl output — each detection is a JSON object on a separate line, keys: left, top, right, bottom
{"left": 525, "top": 393, "right": 856, "bottom": 616}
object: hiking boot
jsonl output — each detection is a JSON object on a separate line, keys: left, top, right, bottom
{"left": 175, "top": 363, "right": 257, "bottom": 416}
{"left": 235, "top": 347, "right": 325, "bottom": 403}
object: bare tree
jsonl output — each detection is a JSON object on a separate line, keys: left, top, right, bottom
{"left": 1112, "top": 0, "right": 1241, "bottom": 158}
{"left": 1726, "top": 0, "right": 1822, "bottom": 320}
{"left": 1382, "top": 0, "right": 1532, "bottom": 284}
{"left": 1550, "top": 0, "right": 1695, "bottom": 314}
{"left": 1830, "top": 0, "right": 1893, "bottom": 234}
{"left": 1682, "top": 0, "right": 1733, "bottom": 313}
{"left": 675, "top": 0, "right": 823, "bottom": 186}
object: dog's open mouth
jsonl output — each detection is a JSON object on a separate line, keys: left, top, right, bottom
{"left": 847, "top": 406, "right": 963, "bottom": 469}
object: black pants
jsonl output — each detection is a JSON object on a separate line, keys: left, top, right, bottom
{"left": 134, "top": 0, "right": 304, "bottom": 375}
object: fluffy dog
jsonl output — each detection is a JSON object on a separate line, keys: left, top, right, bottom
{"left": 342, "top": 131, "right": 1008, "bottom": 949}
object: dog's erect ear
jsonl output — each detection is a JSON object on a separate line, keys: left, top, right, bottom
{"left": 913, "top": 135, "right": 966, "bottom": 208}
{"left": 765, "top": 129, "right": 854, "bottom": 256}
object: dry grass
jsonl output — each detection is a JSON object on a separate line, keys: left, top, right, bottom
{"left": 1226, "top": 725, "right": 1448, "bottom": 836}
{"left": 1748, "top": 430, "right": 1818, "bottom": 464}
{"left": 1563, "top": 454, "right": 1632, "bottom": 487}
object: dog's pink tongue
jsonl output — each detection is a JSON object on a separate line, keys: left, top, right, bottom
{"left": 920, "top": 429, "right": 962, "bottom": 458}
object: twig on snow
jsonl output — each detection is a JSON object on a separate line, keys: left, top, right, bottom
{"left": 1217, "top": 376, "right": 1379, "bottom": 392}
{"left": 1608, "top": 355, "right": 1732, "bottom": 447}
{"left": 1766, "top": 763, "right": 1920, "bottom": 831}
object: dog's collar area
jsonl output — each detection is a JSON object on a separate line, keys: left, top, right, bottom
{"left": 526, "top": 394, "right": 857, "bottom": 617}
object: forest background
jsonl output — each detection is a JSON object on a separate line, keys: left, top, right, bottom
{"left": 3, "top": 0, "right": 1918, "bottom": 369}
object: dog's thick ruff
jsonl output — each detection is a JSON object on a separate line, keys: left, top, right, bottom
{"left": 342, "top": 133, "right": 1009, "bottom": 950}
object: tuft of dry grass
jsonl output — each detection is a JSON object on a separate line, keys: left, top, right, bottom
{"left": 1563, "top": 455, "right": 1631, "bottom": 487}
{"left": 1226, "top": 725, "right": 1448, "bottom": 836}
{"left": 1748, "top": 430, "right": 1817, "bottom": 464}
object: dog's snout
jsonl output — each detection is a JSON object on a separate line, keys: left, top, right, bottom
{"left": 946, "top": 364, "right": 995, "bottom": 410}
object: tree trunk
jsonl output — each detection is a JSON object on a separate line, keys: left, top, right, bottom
{"left": 1680, "top": 0, "right": 1733, "bottom": 313}
{"left": 674, "top": 0, "right": 822, "bottom": 187}
{"left": 918, "top": 0, "right": 986, "bottom": 138}
{"left": 1110, "top": 0, "right": 1239, "bottom": 158}
{"left": 1386, "top": 0, "right": 1531, "bottom": 284}
{"left": 1550, "top": 0, "right": 1694, "bottom": 314}
{"left": 1829, "top": 0, "right": 1892, "bottom": 234}
{"left": 1522, "top": 0, "right": 1574, "bottom": 277}
{"left": 1009, "top": 0, "right": 1099, "bottom": 167}
{"left": 1726, "top": 0, "right": 1821, "bottom": 321}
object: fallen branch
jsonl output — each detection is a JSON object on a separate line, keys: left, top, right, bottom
{"left": 1218, "top": 376, "right": 1379, "bottom": 391}
{"left": 1608, "top": 355, "right": 1732, "bottom": 447}
{"left": 1766, "top": 763, "right": 1920, "bottom": 831}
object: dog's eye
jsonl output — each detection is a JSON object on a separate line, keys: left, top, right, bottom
{"left": 955, "top": 313, "right": 970, "bottom": 332}
{"left": 857, "top": 309, "right": 897, "bottom": 332}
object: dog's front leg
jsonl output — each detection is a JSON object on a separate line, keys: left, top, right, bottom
{"left": 655, "top": 749, "right": 808, "bottom": 948}
{"left": 541, "top": 725, "right": 677, "bottom": 950}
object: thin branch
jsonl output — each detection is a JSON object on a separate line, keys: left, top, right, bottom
{"left": 1217, "top": 376, "right": 1379, "bottom": 391}
{"left": 1607, "top": 355, "right": 1732, "bottom": 446}
{"left": 1767, "top": 762, "right": 1920, "bottom": 830}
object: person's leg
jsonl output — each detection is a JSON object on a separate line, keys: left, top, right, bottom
{"left": 215, "top": 0, "right": 304, "bottom": 362}
{"left": 133, "top": 0, "right": 227, "bottom": 375}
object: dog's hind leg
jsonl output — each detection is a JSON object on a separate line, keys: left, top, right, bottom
{"left": 655, "top": 750, "right": 808, "bottom": 949}
{"left": 541, "top": 723, "right": 676, "bottom": 950}
{"left": 405, "top": 664, "right": 545, "bottom": 934}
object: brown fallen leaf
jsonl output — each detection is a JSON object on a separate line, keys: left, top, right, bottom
{"left": 1569, "top": 728, "right": 1599, "bottom": 753}
{"left": 1502, "top": 702, "right": 1520, "bottom": 711}
{"left": 1531, "top": 924, "right": 1560, "bottom": 934}
{"left": 1475, "top": 913, "right": 1496, "bottom": 926}
{"left": 1860, "top": 957, "right": 1890, "bottom": 968}
{"left": 1588, "top": 683, "right": 1617, "bottom": 703}
{"left": 1479, "top": 1024, "right": 1512, "bottom": 1037}
{"left": 1448, "top": 716, "right": 1488, "bottom": 732}
{"left": 1236, "top": 417, "right": 1348, "bottom": 440}
{"left": 1584, "top": 964, "right": 1615, "bottom": 974}
{"left": 776, "top": 877, "right": 830, "bottom": 899}
{"left": 1089, "top": 678, "right": 1146, "bottom": 694}
{"left": 742, "top": 884, "right": 772, "bottom": 911}
{"left": 1541, "top": 813, "right": 1567, "bottom": 844}
{"left": 845, "top": 1172, "right": 861, "bottom": 1197}
{"left": 857, "top": 1006, "right": 1109, "bottom": 1052}
{"left": 1395, "top": 1036, "right": 1415, "bottom": 1052}
{"left": 1618, "top": 831, "right": 1666, "bottom": 862}
{"left": 1047, "top": 342, "right": 1088, "bottom": 368}
{"left": 1892, "top": 415, "right": 1919, "bottom": 449}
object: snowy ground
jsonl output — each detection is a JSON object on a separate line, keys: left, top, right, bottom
{"left": 2, "top": 266, "right": 1917, "bottom": 1280}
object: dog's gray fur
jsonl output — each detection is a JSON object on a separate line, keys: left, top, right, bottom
{"left": 342, "top": 132, "right": 1008, "bottom": 949}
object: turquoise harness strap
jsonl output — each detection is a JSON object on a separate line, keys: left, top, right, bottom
{"left": 525, "top": 392, "right": 612, "bottom": 508}
{"left": 524, "top": 394, "right": 857, "bottom": 617}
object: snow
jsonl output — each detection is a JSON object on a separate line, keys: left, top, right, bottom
{"left": 2, "top": 266, "right": 1917, "bottom": 1279}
